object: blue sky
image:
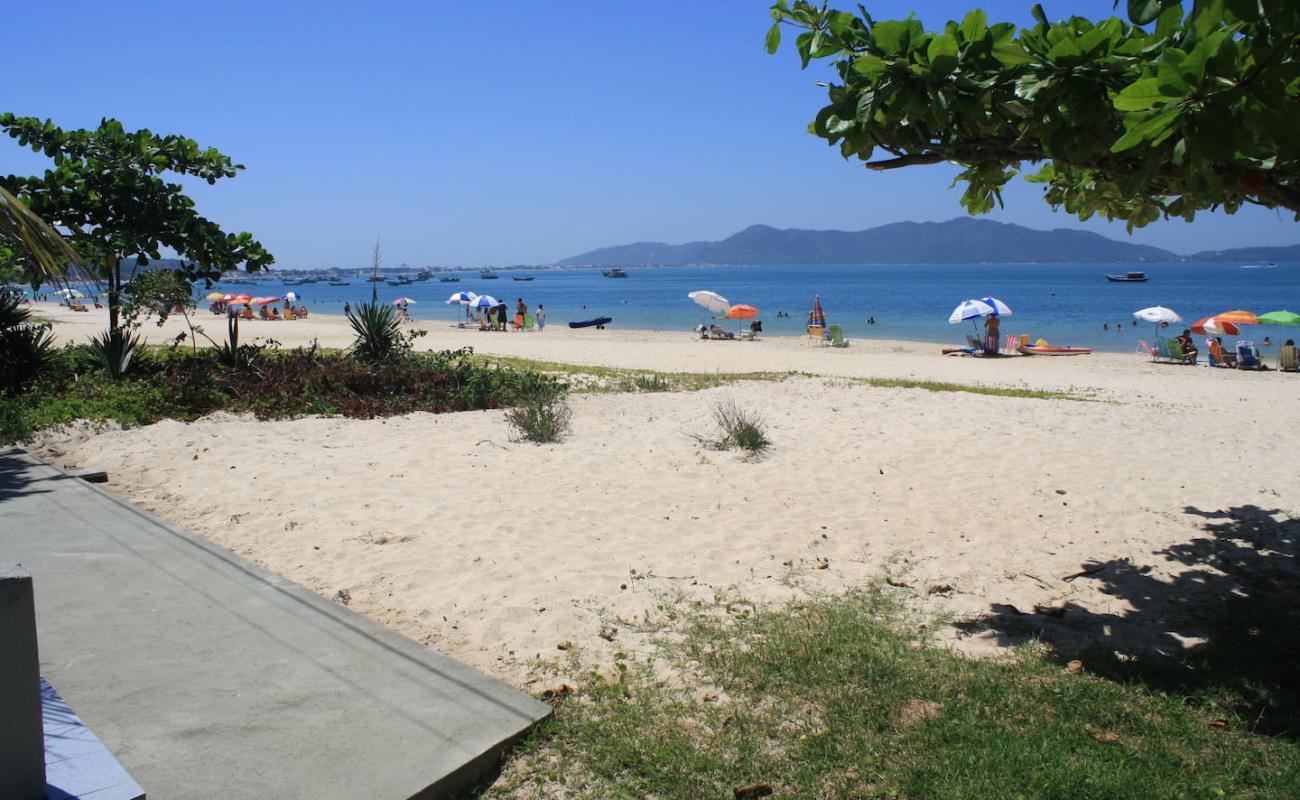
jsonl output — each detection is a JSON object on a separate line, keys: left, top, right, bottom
{"left": 5, "top": 1, "right": 1296, "bottom": 267}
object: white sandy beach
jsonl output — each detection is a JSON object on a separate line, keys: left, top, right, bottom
{"left": 29, "top": 301, "right": 1300, "bottom": 687}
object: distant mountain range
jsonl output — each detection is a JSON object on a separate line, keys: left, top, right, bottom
{"left": 560, "top": 218, "right": 1298, "bottom": 265}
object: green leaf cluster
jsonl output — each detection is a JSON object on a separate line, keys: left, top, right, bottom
{"left": 0, "top": 114, "right": 273, "bottom": 329}
{"left": 768, "top": 1, "right": 1300, "bottom": 227}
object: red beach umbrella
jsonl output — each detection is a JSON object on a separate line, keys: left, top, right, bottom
{"left": 1191, "top": 316, "right": 1239, "bottom": 336}
{"left": 810, "top": 296, "right": 826, "bottom": 328}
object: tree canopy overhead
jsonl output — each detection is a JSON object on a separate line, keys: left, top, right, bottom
{"left": 766, "top": 0, "right": 1300, "bottom": 228}
{"left": 0, "top": 114, "right": 273, "bottom": 328}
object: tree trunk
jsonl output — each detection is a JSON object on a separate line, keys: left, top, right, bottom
{"left": 106, "top": 256, "right": 120, "bottom": 331}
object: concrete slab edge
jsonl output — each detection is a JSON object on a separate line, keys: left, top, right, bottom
{"left": 7, "top": 447, "right": 552, "bottom": 797}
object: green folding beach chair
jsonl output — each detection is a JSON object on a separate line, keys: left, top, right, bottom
{"left": 523, "top": 314, "right": 534, "bottom": 330}
{"left": 1166, "top": 338, "right": 1186, "bottom": 363}
{"left": 829, "top": 324, "right": 848, "bottom": 348}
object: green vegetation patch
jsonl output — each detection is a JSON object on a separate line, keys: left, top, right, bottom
{"left": 467, "top": 354, "right": 800, "bottom": 394}
{"left": 857, "top": 376, "right": 1093, "bottom": 401}
{"left": 0, "top": 344, "right": 563, "bottom": 444}
{"left": 485, "top": 588, "right": 1299, "bottom": 799}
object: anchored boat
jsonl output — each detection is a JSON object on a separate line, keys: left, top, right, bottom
{"left": 1105, "top": 271, "right": 1148, "bottom": 282}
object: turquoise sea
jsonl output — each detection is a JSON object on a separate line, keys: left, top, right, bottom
{"left": 218, "top": 261, "right": 1300, "bottom": 353}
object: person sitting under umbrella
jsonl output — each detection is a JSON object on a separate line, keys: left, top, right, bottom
{"left": 1175, "top": 329, "right": 1198, "bottom": 365}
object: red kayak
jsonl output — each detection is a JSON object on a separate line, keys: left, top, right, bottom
{"left": 1018, "top": 345, "right": 1092, "bottom": 356}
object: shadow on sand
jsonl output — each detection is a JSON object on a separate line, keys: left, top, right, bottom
{"left": 958, "top": 504, "right": 1300, "bottom": 737}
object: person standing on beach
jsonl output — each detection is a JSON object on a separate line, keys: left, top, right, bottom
{"left": 496, "top": 302, "right": 507, "bottom": 332}
{"left": 985, "top": 314, "right": 1000, "bottom": 354}
{"left": 536, "top": 304, "right": 546, "bottom": 331}
{"left": 516, "top": 298, "right": 527, "bottom": 330}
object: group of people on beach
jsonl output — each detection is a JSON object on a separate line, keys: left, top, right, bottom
{"left": 470, "top": 298, "right": 546, "bottom": 331}
{"left": 211, "top": 298, "right": 309, "bottom": 321}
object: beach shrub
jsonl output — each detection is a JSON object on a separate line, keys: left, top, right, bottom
{"left": 705, "top": 398, "right": 770, "bottom": 453}
{"left": 0, "top": 343, "right": 569, "bottom": 444}
{"left": 0, "top": 292, "right": 55, "bottom": 395}
{"left": 88, "top": 326, "right": 141, "bottom": 380}
{"left": 504, "top": 386, "right": 572, "bottom": 444}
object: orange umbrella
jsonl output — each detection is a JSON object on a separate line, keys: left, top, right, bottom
{"left": 1217, "top": 310, "right": 1259, "bottom": 325}
{"left": 725, "top": 304, "right": 758, "bottom": 320}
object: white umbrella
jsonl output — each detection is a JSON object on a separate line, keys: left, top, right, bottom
{"left": 285, "top": 291, "right": 299, "bottom": 302}
{"left": 472, "top": 294, "right": 499, "bottom": 309}
{"left": 1133, "top": 306, "right": 1181, "bottom": 324}
{"left": 446, "top": 291, "right": 478, "bottom": 305}
{"left": 688, "top": 290, "right": 730, "bottom": 314}
{"left": 1134, "top": 306, "right": 1182, "bottom": 348}
{"left": 949, "top": 299, "right": 996, "bottom": 324}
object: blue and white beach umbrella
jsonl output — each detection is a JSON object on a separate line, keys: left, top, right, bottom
{"left": 445, "top": 291, "right": 477, "bottom": 305}
{"left": 949, "top": 299, "right": 997, "bottom": 324}
{"left": 472, "top": 294, "right": 499, "bottom": 309}
{"left": 979, "top": 297, "right": 1013, "bottom": 317}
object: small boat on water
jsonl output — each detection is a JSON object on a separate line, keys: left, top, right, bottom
{"left": 1018, "top": 344, "right": 1092, "bottom": 356}
{"left": 601, "top": 268, "right": 628, "bottom": 278}
{"left": 1240, "top": 262, "right": 1278, "bottom": 269}
{"left": 480, "top": 270, "right": 499, "bottom": 280}
{"left": 328, "top": 279, "right": 350, "bottom": 286}
{"left": 513, "top": 274, "right": 535, "bottom": 281}
{"left": 439, "top": 275, "right": 461, "bottom": 282}
{"left": 1106, "top": 271, "right": 1148, "bottom": 282}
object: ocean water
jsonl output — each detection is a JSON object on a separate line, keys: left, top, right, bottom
{"left": 217, "top": 261, "right": 1300, "bottom": 353}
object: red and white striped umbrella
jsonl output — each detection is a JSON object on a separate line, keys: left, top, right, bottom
{"left": 1191, "top": 316, "right": 1239, "bottom": 336}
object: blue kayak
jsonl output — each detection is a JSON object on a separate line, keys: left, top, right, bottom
{"left": 568, "top": 317, "right": 612, "bottom": 329}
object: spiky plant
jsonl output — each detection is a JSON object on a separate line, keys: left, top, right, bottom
{"left": 0, "top": 291, "right": 55, "bottom": 394}
{"left": 88, "top": 326, "right": 141, "bottom": 380}
{"left": 347, "top": 301, "right": 404, "bottom": 362}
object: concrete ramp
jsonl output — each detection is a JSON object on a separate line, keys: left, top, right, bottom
{"left": 0, "top": 447, "right": 550, "bottom": 798}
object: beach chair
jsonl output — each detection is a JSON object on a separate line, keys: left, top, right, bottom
{"left": 1207, "top": 339, "right": 1235, "bottom": 368}
{"left": 828, "top": 324, "right": 848, "bottom": 348}
{"left": 1236, "top": 341, "right": 1261, "bottom": 370}
{"left": 807, "top": 325, "right": 826, "bottom": 345}
{"left": 1164, "top": 338, "right": 1185, "bottom": 363}
{"left": 1138, "top": 339, "right": 1157, "bottom": 360}
{"left": 1280, "top": 344, "right": 1298, "bottom": 372}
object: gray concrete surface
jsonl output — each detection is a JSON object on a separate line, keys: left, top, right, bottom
{"left": 1, "top": 564, "right": 45, "bottom": 799}
{"left": 1, "top": 447, "right": 550, "bottom": 798}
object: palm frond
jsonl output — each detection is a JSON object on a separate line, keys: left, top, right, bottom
{"left": 0, "top": 184, "right": 88, "bottom": 289}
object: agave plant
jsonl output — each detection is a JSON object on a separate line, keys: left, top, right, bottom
{"left": 0, "top": 291, "right": 55, "bottom": 394}
{"left": 347, "top": 301, "right": 404, "bottom": 362}
{"left": 88, "top": 326, "right": 141, "bottom": 380}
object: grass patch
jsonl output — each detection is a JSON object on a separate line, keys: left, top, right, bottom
{"left": 467, "top": 354, "right": 797, "bottom": 394}
{"left": 857, "top": 377, "right": 1092, "bottom": 401}
{"left": 484, "top": 588, "right": 1300, "bottom": 799}
{"left": 505, "top": 388, "right": 573, "bottom": 444}
{"left": 699, "top": 398, "right": 770, "bottom": 454}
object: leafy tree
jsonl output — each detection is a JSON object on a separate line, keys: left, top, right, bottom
{"left": 0, "top": 115, "right": 273, "bottom": 330}
{"left": 766, "top": 1, "right": 1300, "bottom": 227}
